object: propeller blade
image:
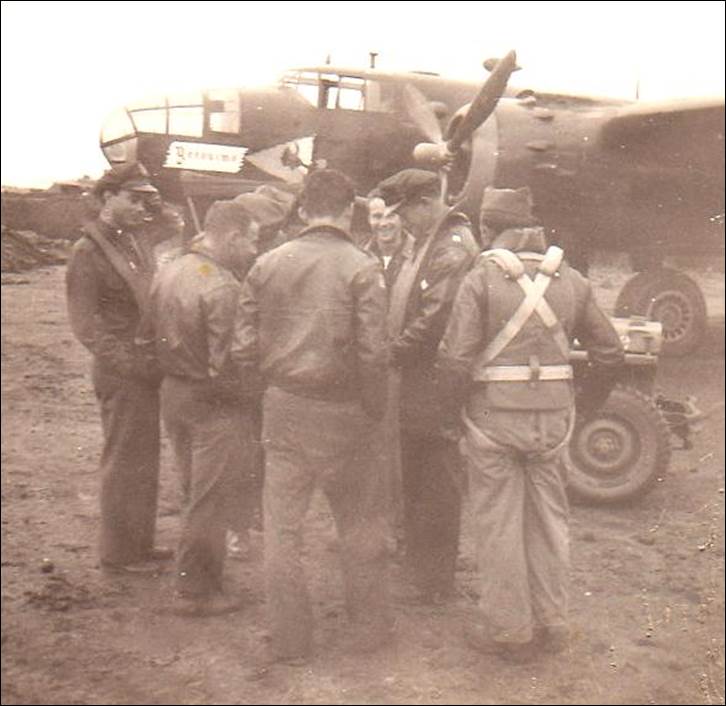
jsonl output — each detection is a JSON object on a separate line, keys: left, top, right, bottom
{"left": 447, "top": 49, "right": 517, "bottom": 152}
{"left": 403, "top": 83, "right": 444, "bottom": 144}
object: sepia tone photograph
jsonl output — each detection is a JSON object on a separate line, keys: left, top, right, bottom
{"left": 1, "top": 1, "right": 724, "bottom": 703}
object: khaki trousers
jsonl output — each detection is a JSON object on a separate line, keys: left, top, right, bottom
{"left": 262, "top": 386, "right": 391, "bottom": 659}
{"left": 461, "top": 397, "right": 572, "bottom": 644}
{"left": 93, "top": 361, "right": 160, "bottom": 566}
{"left": 161, "top": 376, "right": 255, "bottom": 597}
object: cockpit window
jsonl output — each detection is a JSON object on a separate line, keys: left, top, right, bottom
{"left": 207, "top": 88, "right": 240, "bottom": 133}
{"left": 322, "top": 76, "right": 365, "bottom": 110}
{"left": 168, "top": 107, "right": 204, "bottom": 137}
{"left": 281, "top": 71, "right": 319, "bottom": 107}
{"left": 281, "top": 70, "right": 395, "bottom": 113}
{"left": 101, "top": 108, "right": 135, "bottom": 144}
{"left": 131, "top": 109, "right": 167, "bottom": 134}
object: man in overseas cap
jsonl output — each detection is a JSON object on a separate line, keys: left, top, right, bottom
{"left": 438, "top": 186, "right": 624, "bottom": 661}
{"left": 93, "top": 162, "right": 159, "bottom": 196}
{"left": 231, "top": 169, "right": 392, "bottom": 664}
{"left": 146, "top": 200, "right": 261, "bottom": 616}
{"left": 66, "top": 161, "right": 172, "bottom": 574}
{"left": 380, "top": 168, "right": 477, "bottom": 604}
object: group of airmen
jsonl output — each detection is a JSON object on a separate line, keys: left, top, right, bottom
{"left": 66, "top": 160, "right": 624, "bottom": 667}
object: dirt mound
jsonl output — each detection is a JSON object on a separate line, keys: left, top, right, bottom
{"left": 1, "top": 226, "right": 71, "bottom": 273}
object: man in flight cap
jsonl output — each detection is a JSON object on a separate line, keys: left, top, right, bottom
{"left": 66, "top": 162, "right": 173, "bottom": 574}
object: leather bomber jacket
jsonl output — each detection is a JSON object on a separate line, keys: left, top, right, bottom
{"left": 65, "top": 219, "right": 159, "bottom": 382}
{"left": 231, "top": 224, "right": 389, "bottom": 419}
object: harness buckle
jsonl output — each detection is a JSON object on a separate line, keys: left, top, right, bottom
{"left": 529, "top": 355, "right": 541, "bottom": 385}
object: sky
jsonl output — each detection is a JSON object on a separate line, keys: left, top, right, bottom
{"left": 1, "top": 0, "right": 724, "bottom": 188}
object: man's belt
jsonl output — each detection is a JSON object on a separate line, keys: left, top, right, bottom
{"left": 473, "top": 364, "right": 573, "bottom": 382}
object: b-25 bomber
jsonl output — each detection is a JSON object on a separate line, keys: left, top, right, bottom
{"left": 99, "top": 52, "right": 724, "bottom": 357}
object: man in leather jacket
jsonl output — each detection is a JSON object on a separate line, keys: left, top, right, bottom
{"left": 147, "top": 200, "right": 261, "bottom": 616}
{"left": 66, "top": 163, "right": 173, "bottom": 574}
{"left": 375, "top": 169, "right": 478, "bottom": 603}
{"left": 231, "top": 169, "right": 391, "bottom": 663}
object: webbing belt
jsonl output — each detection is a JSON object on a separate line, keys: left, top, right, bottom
{"left": 474, "top": 364, "right": 573, "bottom": 382}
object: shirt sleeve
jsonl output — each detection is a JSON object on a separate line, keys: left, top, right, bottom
{"left": 437, "top": 265, "right": 488, "bottom": 381}
{"left": 203, "top": 282, "right": 242, "bottom": 379}
{"left": 573, "top": 276, "right": 625, "bottom": 368}
{"left": 229, "top": 263, "right": 261, "bottom": 372}
{"left": 571, "top": 272, "right": 626, "bottom": 415}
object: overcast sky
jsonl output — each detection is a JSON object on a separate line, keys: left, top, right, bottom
{"left": 1, "top": 0, "right": 724, "bottom": 188}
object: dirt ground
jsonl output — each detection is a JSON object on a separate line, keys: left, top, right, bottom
{"left": 1, "top": 263, "right": 724, "bottom": 705}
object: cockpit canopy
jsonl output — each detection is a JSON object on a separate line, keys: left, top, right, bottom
{"left": 99, "top": 86, "right": 314, "bottom": 170}
{"left": 280, "top": 69, "right": 399, "bottom": 113}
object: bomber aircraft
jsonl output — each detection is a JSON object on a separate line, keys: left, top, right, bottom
{"left": 98, "top": 52, "right": 724, "bottom": 356}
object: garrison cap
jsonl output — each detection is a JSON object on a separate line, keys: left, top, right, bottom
{"left": 479, "top": 186, "right": 538, "bottom": 229}
{"left": 233, "top": 184, "right": 297, "bottom": 229}
{"left": 93, "top": 162, "right": 158, "bottom": 196}
{"left": 372, "top": 169, "right": 440, "bottom": 211}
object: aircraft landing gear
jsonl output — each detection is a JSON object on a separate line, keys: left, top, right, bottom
{"left": 614, "top": 268, "right": 707, "bottom": 357}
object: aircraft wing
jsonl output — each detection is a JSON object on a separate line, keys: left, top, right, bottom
{"left": 600, "top": 97, "right": 725, "bottom": 175}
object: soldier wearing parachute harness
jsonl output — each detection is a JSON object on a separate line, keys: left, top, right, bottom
{"left": 437, "top": 186, "right": 624, "bottom": 662}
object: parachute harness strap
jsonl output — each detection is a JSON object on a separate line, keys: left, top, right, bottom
{"left": 474, "top": 246, "right": 571, "bottom": 382}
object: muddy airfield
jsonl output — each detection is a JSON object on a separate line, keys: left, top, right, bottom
{"left": 1, "top": 260, "right": 724, "bottom": 705}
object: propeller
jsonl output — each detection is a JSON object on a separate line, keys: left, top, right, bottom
{"left": 406, "top": 50, "right": 518, "bottom": 171}
{"left": 403, "top": 83, "right": 444, "bottom": 145}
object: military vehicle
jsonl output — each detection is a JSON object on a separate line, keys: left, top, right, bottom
{"left": 566, "top": 317, "right": 703, "bottom": 505}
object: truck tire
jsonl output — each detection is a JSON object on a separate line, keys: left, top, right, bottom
{"left": 615, "top": 269, "right": 707, "bottom": 357}
{"left": 564, "top": 385, "right": 671, "bottom": 505}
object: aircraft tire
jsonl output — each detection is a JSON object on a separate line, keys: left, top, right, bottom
{"left": 614, "top": 268, "right": 707, "bottom": 357}
{"left": 564, "top": 385, "right": 671, "bottom": 506}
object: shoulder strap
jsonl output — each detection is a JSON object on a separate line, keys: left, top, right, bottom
{"left": 476, "top": 246, "right": 569, "bottom": 366}
{"left": 83, "top": 222, "right": 151, "bottom": 315}
{"left": 538, "top": 245, "right": 563, "bottom": 276}
{"left": 481, "top": 248, "right": 525, "bottom": 279}
{"left": 387, "top": 230, "right": 438, "bottom": 338}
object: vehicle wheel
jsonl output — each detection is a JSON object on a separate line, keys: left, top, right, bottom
{"left": 564, "top": 385, "right": 671, "bottom": 505}
{"left": 614, "top": 269, "right": 707, "bottom": 357}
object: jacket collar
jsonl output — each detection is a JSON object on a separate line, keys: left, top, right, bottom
{"left": 295, "top": 223, "right": 355, "bottom": 243}
{"left": 491, "top": 226, "right": 547, "bottom": 253}
{"left": 411, "top": 206, "right": 466, "bottom": 253}
{"left": 188, "top": 240, "right": 225, "bottom": 269}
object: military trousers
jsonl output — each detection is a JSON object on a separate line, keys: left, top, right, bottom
{"left": 400, "top": 430, "right": 462, "bottom": 599}
{"left": 161, "top": 376, "right": 255, "bottom": 598}
{"left": 461, "top": 397, "right": 573, "bottom": 645}
{"left": 262, "top": 386, "right": 391, "bottom": 660}
{"left": 92, "top": 361, "right": 161, "bottom": 567}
